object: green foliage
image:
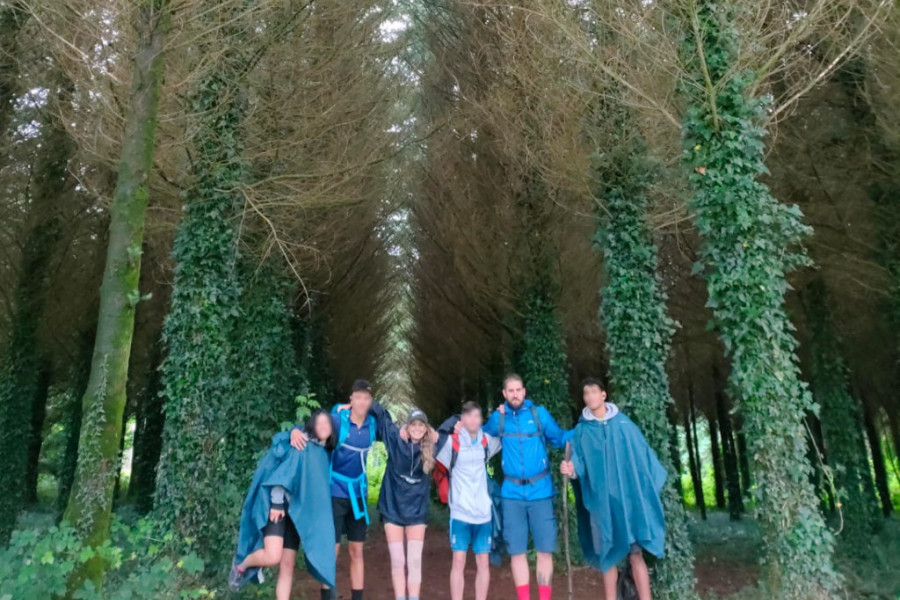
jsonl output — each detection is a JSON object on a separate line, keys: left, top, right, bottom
{"left": 677, "top": 2, "right": 840, "bottom": 596}
{"left": 0, "top": 519, "right": 211, "bottom": 600}
{"left": 519, "top": 287, "right": 571, "bottom": 429}
{"left": 804, "top": 280, "right": 881, "bottom": 551}
{"left": 592, "top": 129, "right": 697, "bottom": 599}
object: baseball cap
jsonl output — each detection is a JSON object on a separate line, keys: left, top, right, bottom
{"left": 407, "top": 409, "right": 428, "bottom": 426}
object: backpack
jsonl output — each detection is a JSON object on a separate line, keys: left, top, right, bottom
{"left": 497, "top": 404, "right": 543, "bottom": 438}
{"left": 433, "top": 432, "right": 489, "bottom": 504}
{"left": 335, "top": 408, "right": 376, "bottom": 449}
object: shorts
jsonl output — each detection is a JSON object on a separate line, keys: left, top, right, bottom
{"left": 502, "top": 497, "right": 557, "bottom": 555}
{"left": 262, "top": 510, "right": 300, "bottom": 551}
{"left": 332, "top": 497, "right": 368, "bottom": 543}
{"left": 449, "top": 519, "right": 492, "bottom": 554}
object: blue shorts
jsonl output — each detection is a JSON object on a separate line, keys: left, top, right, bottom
{"left": 449, "top": 519, "right": 492, "bottom": 554}
{"left": 502, "top": 497, "right": 557, "bottom": 555}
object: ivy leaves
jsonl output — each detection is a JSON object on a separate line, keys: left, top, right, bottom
{"left": 677, "top": 2, "right": 840, "bottom": 597}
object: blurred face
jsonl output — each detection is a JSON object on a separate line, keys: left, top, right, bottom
{"left": 460, "top": 408, "right": 483, "bottom": 434}
{"left": 350, "top": 390, "right": 373, "bottom": 417}
{"left": 583, "top": 384, "right": 607, "bottom": 411}
{"left": 314, "top": 412, "right": 333, "bottom": 442}
{"left": 502, "top": 378, "right": 526, "bottom": 409}
{"left": 408, "top": 419, "right": 427, "bottom": 442}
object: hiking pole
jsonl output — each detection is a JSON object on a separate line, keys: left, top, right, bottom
{"left": 562, "top": 442, "right": 573, "bottom": 600}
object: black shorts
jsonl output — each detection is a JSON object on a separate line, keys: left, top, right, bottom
{"left": 262, "top": 510, "right": 300, "bottom": 552}
{"left": 332, "top": 497, "right": 367, "bottom": 543}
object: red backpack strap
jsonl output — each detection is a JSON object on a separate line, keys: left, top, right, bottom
{"left": 480, "top": 433, "right": 489, "bottom": 462}
{"left": 449, "top": 433, "right": 461, "bottom": 471}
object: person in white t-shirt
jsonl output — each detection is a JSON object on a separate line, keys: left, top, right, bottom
{"left": 435, "top": 401, "right": 502, "bottom": 600}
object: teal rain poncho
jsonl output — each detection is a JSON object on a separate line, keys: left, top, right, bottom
{"left": 234, "top": 431, "right": 335, "bottom": 588}
{"left": 570, "top": 404, "right": 667, "bottom": 573}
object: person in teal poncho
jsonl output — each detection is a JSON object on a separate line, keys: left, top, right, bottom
{"left": 229, "top": 410, "right": 337, "bottom": 599}
{"left": 560, "top": 377, "right": 667, "bottom": 600}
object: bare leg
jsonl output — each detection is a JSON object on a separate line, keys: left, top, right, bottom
{"left": 535, "top": 552, "right": 553, "bottom": 588}
{"left": 405, "top": 524, "right": 426, "bottom": 599}
{"left": 239, "top": 535, "right": 285, "bottom": 569}
{"left": 276, "top": 548, "right": 297, "bottom": 600}
{"left": 510, "top": 553, "right": 530, "bottom": 587}
{"left": 450, "top": 551, "right": 467, "bottom": 600}
{"left": 474, "top": 552, "right": 491, "bottom": 600}
{"left": 349, "top": 541, "right": 365, "bottom": 591}
{"left": 630, "top": 552, "right": 652, "bottom": 600}
{"left": 603, "top": 566, "right": 618, "bottom": 600}
{"left": 385, "top": 523, "right": 407, "bottom": 599}
{"left": 321, "top": 543, "right": 341, "bottom": 593}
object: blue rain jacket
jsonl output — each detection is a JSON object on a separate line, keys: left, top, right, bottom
{"left": 482, "top": 399, "right": 573, "bottom": 501}
{"left": 570, "top": 407, "right": 667, "bottom": 573}
{"left": 234, "top": 431, "right": 335, "bottom": 588}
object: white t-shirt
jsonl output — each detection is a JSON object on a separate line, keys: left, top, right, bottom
{"left": 436, "top": 428, "right": 502, "bottom": 525}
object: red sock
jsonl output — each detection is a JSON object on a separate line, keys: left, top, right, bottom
{"left": 516, "top": 584, "right": 530, "bottom": 600}
{"left": 538, "top": 584, "right": 552, "bottom": 600}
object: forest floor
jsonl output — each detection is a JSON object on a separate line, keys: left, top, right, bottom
{"left": 295, "top": 508, "right": 888, "bottom": 600}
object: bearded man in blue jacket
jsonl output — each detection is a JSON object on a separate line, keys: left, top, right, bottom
{"left": 480, "top": 373, "right": 573, "bottom": 600}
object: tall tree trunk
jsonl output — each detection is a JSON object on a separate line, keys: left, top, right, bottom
{"left": 62, "top": 2, "right": 171, "bottom": 594}
{"left": 593, "top": 126, "right": 697, "bottom": 598}
{"left": 669, "top": 406, "right": 685, "bottom": 502}
{"left": 804, "top": 279, "right": 880, "bottom": 549}
{"left": 57, "top": 328, "right": 94, "bottom": 513}
{"left": 677, "top": 3, "right": 840, "bottom": 595}
{"left": 128, "top": 345, "right": 164, "bottom": 514}
{"left": 684, "top": 393, "right": 706, "bottom": 520}
{"left": 23, "top": 364, "right": 51, "bottom": 504}
{"left": 861, "top": 404, "right": 893, "bottom": 516}
{"left": 714, "top": 382, "right": 744, "bottom": 520}
{"left": 735, "top": 419, "right": 752, "bottom": 496}
{"left": 0, "top": 78, "right": 71, "bottom": 542}
{"left": 708, "top": 414, "right": 726, "bottom": 509}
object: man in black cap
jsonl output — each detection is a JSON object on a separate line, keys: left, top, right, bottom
{"left": 292, "top": 379, "right": 379, "bottom": 600}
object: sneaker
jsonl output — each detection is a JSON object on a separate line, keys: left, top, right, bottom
{"left": 228, "top": 559, "right": 247, "bottom": 591}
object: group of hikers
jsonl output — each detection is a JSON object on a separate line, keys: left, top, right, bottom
{"left": 229, "top": 374, "right": 668, "bottom": 600}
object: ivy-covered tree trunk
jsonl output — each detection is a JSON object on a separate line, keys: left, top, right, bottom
{"left": 61, "top": 1, "right": 171, "bottom": 593}
{"left": 0, "top": 80, "right": 72, "bottom": 542}
{"left": 678, "top": 3, "right": 840, "bottom": 596}
{"left": 804, "top": 279, "right": 880, "bottom": 549}
{"left": 519, "top": 286, "right": 570, "bottom": 428}
{"left": 153, "top": 12, "right": 254, "bottom": 565}
{"left": 224, "top": 263, "right": 300, "bottom": 501}
{"left": 592, "top": 135, "right": 697, "bottom": 599}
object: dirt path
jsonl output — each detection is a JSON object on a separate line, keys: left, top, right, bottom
{"left": 294, "top": 518, "right": 757, "bottom": 599}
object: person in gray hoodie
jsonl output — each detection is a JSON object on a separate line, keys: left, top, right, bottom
{"left": 435, "top": 401, "right": 502, "bottom": 600}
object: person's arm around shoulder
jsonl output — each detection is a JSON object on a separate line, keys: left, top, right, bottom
{"left": 482, "top": 408, "right": 501, "bottom": 437}
{"left": 435, "top": 435, "right": 453, "bottom": 468}
{"left": 486, "top": 433, "right": 502, "bottom": 459}
{"left": 538, "top": 406, "right": 573, "bottom": 449}
{"left": 369, "top": 401, "right": 397, "bottom": 444}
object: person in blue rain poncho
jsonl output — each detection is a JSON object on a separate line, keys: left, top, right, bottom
{"left": 560, "top": 378, "right": 667, "bottom": 600}
{"left": 228, "top": 409, "right": 337, "bottom": 599}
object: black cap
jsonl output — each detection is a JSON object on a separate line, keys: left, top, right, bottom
{"left": 407, "top": 409, "right": 428, "bottom": 425}
{"left": 351, "top": 379, "right": 373, "bottom": 393}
